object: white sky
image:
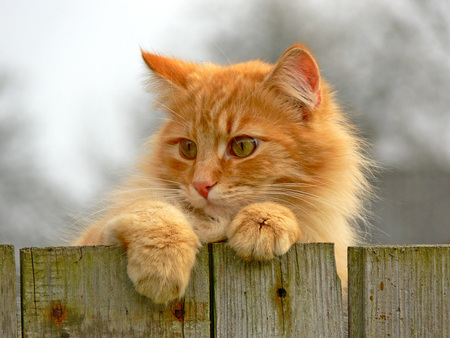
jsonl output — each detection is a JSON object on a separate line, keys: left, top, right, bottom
{"left": 1, "top": 0, "right": 449, "bottom": 204}
{"left": 0, "top": 0, "right": 226, "bottom": 200}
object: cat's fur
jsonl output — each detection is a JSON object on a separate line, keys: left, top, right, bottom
{"left": 74, "top": 44, "right": 371, "bottom": 304}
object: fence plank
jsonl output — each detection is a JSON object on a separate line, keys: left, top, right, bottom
{"left": 1, "top": 245, "right": 17, "bottom": 337}
{"left": 211, "top": 243, "right": 344, "bottom": 337}
{"left": 348, "top": 245, "right": 450, "bottom": 337}
{"left": 20, "top": 245, "right": 209, "bottom": 337}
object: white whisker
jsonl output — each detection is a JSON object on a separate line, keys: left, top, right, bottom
{"left": 148, "top": 97, "right": 189, "bottom": 125}
{"left": 268, "top": 187, "right": 344, "bottom": 212}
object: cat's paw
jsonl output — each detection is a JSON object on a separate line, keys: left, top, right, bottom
{"left": 227, "top": 202, "right": 301, "bottom": 260}
{"left": 104, "top": 205, "right": 201, "bottom": 304}
{"left": 126, "top": 237, "right": 198, "bottom": 304}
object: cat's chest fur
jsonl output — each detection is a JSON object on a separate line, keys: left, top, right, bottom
{"left": 188, "top": 212, "right": 230, "bottom": 243}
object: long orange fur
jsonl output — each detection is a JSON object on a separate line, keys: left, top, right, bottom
{"left": 74, "top": 44, "right": 371, "bottom": 304}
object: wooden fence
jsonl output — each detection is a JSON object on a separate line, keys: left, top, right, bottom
{"left": 1, "top": 243, "right": 448, "bottom": 337}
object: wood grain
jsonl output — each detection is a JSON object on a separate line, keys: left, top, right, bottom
{"left": 0, "top": 245, "right": 17, "bottom": 337}
{"left": 18, "top": 243, "right": 448, "bottom": 336}
{"left": 211, "top": 242, "right": 344, "bottom": 337}
{"left": 348, "top": 245, "right": 449, "bottom": 337}
{"left": 20, "top": 245, "right": 210, "bottom": 337}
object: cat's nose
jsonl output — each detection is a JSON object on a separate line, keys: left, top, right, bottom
{"left": 193, "top": 181, "right": 216, "bottom": 200}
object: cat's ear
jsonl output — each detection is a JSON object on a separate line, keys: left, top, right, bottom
{"left": 265, "top": 44, "right": 322, "bottom": 112}
{"left": 141, "top": 50, "right": 198, "bottom": 88}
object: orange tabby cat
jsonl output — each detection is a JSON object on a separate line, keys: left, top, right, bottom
{"left": 74, "top": 44, "right": 370, "bottom": 304}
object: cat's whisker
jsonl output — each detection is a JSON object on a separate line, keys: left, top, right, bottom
{"left": 241, "top": 83, "right": 268, "bottom": 107}
{"left": 213, "top": 43, "right": 232, "bottom": 66}
{"left": 160, "top": 117, "right": 185, "bottom": 128}
{"left": 268, "top": 182, "right": 351, "bottom": 203}
{"left": 149, "top": 177, "right": 183, "bottom": 186}
{"left": 218, "top": 190, "right": 261, "bottom": 201}
{"left": 265, "top": 191, "right": 323, "bottom": 211}
{"left": 257, "top": 195, "right": 301, "bottom": 211}
{"left": 109, "top": 188, "right": 181, "bottom": 197}
{"left": 110, "top": 194, "right": 183, "bottom": 209}
{"left": 220, "top": 187, "right": 309, "bottom": 212}
{"left": 268, "top": 187, "right": 345, "bottom": 212}
{"left": 271, "top": 182, "right": 328, "bottom": 188}
{"left": 148, "top": 97, "right": 189, "bottom": 125}
{"left": 126, "top": 176, "right": 183, "bottom": 189}
{"left": 265, "top": 187, "right": 346, "bottom": 212}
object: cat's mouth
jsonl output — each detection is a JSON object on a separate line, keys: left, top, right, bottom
{"left": 188, "top": 194, "right": 236, "bottom": 218}
{"left": 184, "top": 184, "right": 255, "bottom": 218}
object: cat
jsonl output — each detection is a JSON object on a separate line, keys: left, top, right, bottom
{"left": 74, "top": 44, "right": 371, "bottom": 304}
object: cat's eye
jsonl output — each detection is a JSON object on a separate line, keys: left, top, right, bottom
{"left": 230, "top": 136, "right": 257, "bottom": 158}
{"left": 179, "top": 139, "right": 197, "bottom": 159}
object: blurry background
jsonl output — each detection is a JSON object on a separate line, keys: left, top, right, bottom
{"left": 1, "top": 0, "right": 449, "bottom": 251}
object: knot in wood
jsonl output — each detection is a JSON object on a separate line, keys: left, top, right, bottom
{"left": 53, "top": 307, "right": 63, "bottom": 319}
{"left": 51, "top": 303, "right": 67, "bottom": 325}
{"left": 174, "top": 302, "right": 185, "bottom": 321}
{"left": 277, "top": 288, "right": 287, "bottom": 299}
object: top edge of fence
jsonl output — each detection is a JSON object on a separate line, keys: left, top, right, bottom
{"left": 349, "top": 244, "right": 449, "bottom": 248}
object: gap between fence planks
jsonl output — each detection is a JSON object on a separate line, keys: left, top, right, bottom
{"left": 1, "top": 243, "right": 449, "bottom": 337}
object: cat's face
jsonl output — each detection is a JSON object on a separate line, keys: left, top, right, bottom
{"left": 143, "top": 46, "right": 342, "bottom": 219}
{"left": 157, "top": 72, "right": 307, "bottom": 217}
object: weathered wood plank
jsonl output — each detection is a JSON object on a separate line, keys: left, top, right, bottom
{"left": 20, "top": 245, "right": 210, "bottom": 337}
{"left": 348, "top": 245, "right": 450, "bottom": 337}
{"left": 1, "top": 245, "right": 17, "bottom": 337}
{"left": 211, "top": 243, "right": 344, "bottom": 337}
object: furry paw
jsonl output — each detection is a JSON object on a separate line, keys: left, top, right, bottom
{"left": 227, "top": 202, "right": 301, "bottom": 260}
{"left": 103, "top": 203, "right": 201, "bottom": 304}
{"left": 126, "top": 236, "right": 198, "bottom": 304}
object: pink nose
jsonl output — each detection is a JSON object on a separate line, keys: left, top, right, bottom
{"left": 193, "top": 181, "right": 216, "bottom": 199}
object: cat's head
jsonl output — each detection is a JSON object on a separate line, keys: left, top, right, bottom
{"left": 140, "top": 45, "right": 364, "bottom": 219}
